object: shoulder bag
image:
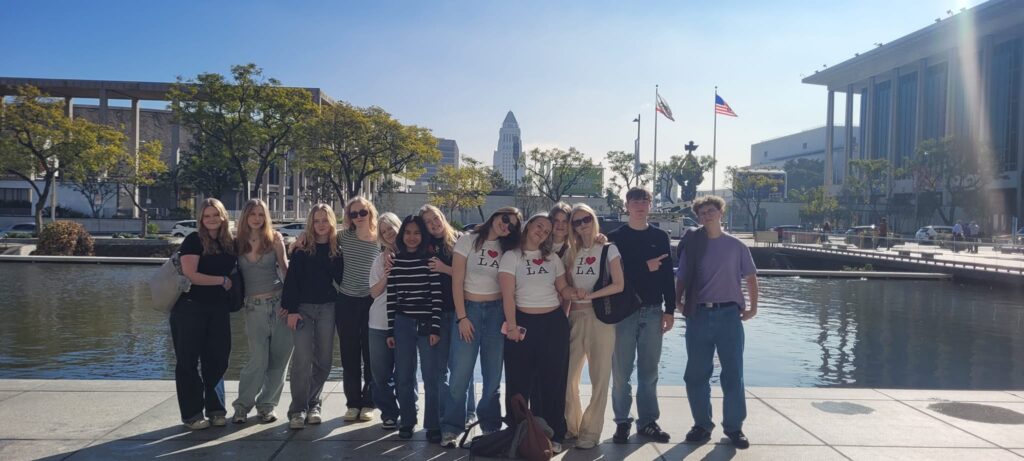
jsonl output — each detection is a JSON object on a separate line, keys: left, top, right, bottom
{"left": 591, "top": 244, "right": 643, "bottom": 324}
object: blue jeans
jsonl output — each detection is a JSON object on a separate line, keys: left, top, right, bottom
{"left": 368, "top": 328, "right": 399, "bottom": 422}
{"left": 611, "top": 304, "right": 663, "bottom": 428}
{"left": 684, "top": 303, "right": 746, "bottom": 433}
{"left": 437, "top": 311, "right": 477, "bottom": 429}
{"left": 394, "top": 314, "right": 441, "bottom": 430}
{"left": 442, "top": 299, "right": 504, "bottom": 435}
{"left": 288, "top": 302, "right": 335, "bottom": 417}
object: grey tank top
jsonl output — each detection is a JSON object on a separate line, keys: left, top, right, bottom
{"left": 239, "top": 250, "right": 283, "bottom": 295}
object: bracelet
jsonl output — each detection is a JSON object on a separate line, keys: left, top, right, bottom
{"left": 457, "top": 316, "right": 467, "bottom": 323}
{"left": 222, "top": 276, "right": 228, "bottom": 287}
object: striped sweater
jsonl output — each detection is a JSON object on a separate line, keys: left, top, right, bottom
{"left": 386, "top": 255, "right": 443, "bottom": 337}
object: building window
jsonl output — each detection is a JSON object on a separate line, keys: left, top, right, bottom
{"left": 896, "top": 72, "right": 918, "bottom": 173}
{"left": 923, "top": 62, "right": 948, "bottom": 140}
{"left": 990, "top": 38, "right": 1021, "bottom": 172}
{"left": 872, "top": 80, "right": 892, "bottom": 160}
{"left": 763, "top": 151, "right": 768, "bottom": 158}
{"left": 0, "top": 187, "right": 30, "bottom": 202}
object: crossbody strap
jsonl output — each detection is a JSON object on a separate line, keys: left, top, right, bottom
{"left": 596, "top": 244, "right": 610, "bottom": 287}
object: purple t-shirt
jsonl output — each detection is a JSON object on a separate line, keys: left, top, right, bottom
{"left": 675, "top": 233, "right": 757, "bottom": 308}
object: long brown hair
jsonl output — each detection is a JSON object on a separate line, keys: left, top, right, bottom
{"left": 197, "top": 198, "right": 235, "bottom": 256}
{"left": 294, "top": 203, "right": 340, "bottom": 257}
{"left": 520, "top": 212, "right": 554, "bottom": 259}
{"left": 237, "top": 198, "right": 274, "bottom": 255}
{"left": 472, "top": 206, "right": 523, "bottom": 253}
{"left": 419, "top": 204, "right": 457, "bottom": 256}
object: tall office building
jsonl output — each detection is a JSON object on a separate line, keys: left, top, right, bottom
{"left": 419, "top": 138, "right": 460, "bottom": 186}
{"left": 492, "top": 111, "right": 522, "bottom": 186}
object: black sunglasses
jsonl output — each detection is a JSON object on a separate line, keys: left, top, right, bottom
{"left": 348, "top": 209, "right": 369, "bottom": 219}
{"left": 571, "top": 215, "right": 594, "bottom": 227}
{"left": 500, "top": 214, "right": 519, "bottom": 227}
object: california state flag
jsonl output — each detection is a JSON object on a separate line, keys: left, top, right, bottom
{"left": 656, "top": 94, "right": 675, "bottom": 121}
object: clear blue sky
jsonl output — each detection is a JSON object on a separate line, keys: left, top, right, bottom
{"left": 2, "top": 0, "right": 981, "bottom": 190}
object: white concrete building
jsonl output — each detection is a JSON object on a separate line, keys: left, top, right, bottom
{"left": 492, "top": 111, "right": 523, "bottom": 186}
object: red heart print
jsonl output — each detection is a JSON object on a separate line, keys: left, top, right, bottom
{"left": 585, "top": 256, "right": 596, "bottom": 265}
{"left": 487, "top": 250, "right": 499, "bottom": 258}
{"left": 532, "top": 258, "right": 545, "bottom": 266}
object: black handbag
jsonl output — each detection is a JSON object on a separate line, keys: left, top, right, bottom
{"left": 591, "top": 245, "right": 642, "bottom": 324}
{"left": 228, "top": 262, "right": 245, "bottom": 313}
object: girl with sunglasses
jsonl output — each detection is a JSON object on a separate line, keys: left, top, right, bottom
{"left": 337, "top": 196, "right": 381, "bottom": 422}
{"left": 499, "top": 212, "right": 572, "bottom": 452}
{"left": 439, "top": 207, "right": 523, "bottom": 447}
{"left": 563, "top": 203, "right": 624, "bottom": 449}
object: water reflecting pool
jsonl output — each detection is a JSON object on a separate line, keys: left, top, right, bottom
{"left": 0, "top": 264, "right": 1021, "bottom": 388}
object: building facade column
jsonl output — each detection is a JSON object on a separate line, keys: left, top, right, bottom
{"left": 98, "top": 88, "right": 108, "bottom": 124}
{"left": 915, "top": 59, "right": 927, "bottom": 146}
{"left": 64, "top": 97, "right": 74, "bottom": 120}
{"left": 844, "top": 86, "right": 854, "bottom": 186}
{"left": 865, "top": 77, "right": 876, "bottom": 161}
{"left": 825, "top": 89, "right": 835, "bottom": 189}
{"left": 131, "top": 98, "right": 141, "bottom": 218}
{"left": 888, "top": 69, "right": 900, "bottom": 196}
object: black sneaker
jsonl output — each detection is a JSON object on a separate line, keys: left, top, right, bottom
{"left": 685, "top": 425, "right": 711, "bottom": 443}
{"left": 725, "top": 430, "right": 750, "bottom": 449}
{"left": 398, "top": 426, "right": 414, "bottom": 439}
{"left": 638, "top": 422, "right": 670, "bottom": 443}
{"left": 426, "top": 429, "right": 442, "bottom": 444}
{"left": 612, "top": 422, "right": 631, "bottom": 444}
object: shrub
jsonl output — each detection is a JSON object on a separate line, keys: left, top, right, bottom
{"left": 146, "top": 222, "right": 160, "bottom": 235}
{"left": 5, "top": 232, "right": 34, "bottom": 239}
{"left": 35, "top": 221, "right": 94, "bottom": 256}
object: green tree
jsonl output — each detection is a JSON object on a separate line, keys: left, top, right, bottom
{"left": 605, "top": 150, "right": 650, "bottom": 191}
{"left": 907, "top": 136, "right": 994, "bottom": 225}
{"left": 662, "top": 153, "right": 716, "bottom": 203}
{"left": 841, "top": 158, "right": 890, "bottom": 224}
{"left": 728, "top": 166, "right": 784, "bottom": 231}
{"left": 169, "top": 63, "right": 315, "bottom": 201}
{"left": 523, "top": 147, "right": 594, "bottom": 204}
{"left": 783, "top": 158, "right": 825, "bottom": 194}
{"left": 0, "top": 86, "right": 127, "bottom": 230}
{"left": 604, "top": 187, "right": 624, "bottom": 214}
{"left": 797, "top": 186, "right": 839, "bottom": 226}
{"left": 298, "top": 103, "right": 439, "bottom": 202}
{"left": 430, "top": 160, "right": 493, "bottom": 221}
{"left": 179, "top": 137, "right": 241, "bottom": 200}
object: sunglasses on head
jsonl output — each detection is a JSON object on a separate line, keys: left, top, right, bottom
{"left": 571, "top": 215, "right": 594, "bottom": 227}
{"left": 500, "top": 214, "right": 519, "bottom": 226}
{"left": 348, "top": 209, "right": 369, "bottom": 219}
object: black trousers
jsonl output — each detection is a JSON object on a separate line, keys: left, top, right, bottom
{"left": 504, "top": 308, "right": 570, "bottom": 442}
{"left": 170, "top": 298, "right": 231, "bottom": 422}
{"left": 337, "top": 293, "right": 374, "bottom": 409}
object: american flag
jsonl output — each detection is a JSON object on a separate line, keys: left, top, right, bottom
{"left": 715, "top": 94, "right": 737, "bottom": 117}
{"left": 656, "top": 94, "right": 675, "bottom": 121}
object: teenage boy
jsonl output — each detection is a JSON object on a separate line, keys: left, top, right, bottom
{"left": 607, "top": 187, "right": 675, "bottom": 444}
{"left": 675, "top": 195, "right": 758, "bottom": 449}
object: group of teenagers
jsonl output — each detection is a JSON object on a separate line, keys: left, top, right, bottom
{"left": 169, "top": 186, "right": 759, "bottom": 452}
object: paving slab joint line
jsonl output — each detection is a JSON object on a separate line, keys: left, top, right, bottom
{"left": 753, "top": 395, "right": 853, "bottom": 461}
{"left": 77, "top": 392, "right": 178, "bottom": 460}
{"left": 874, "top": 389, "right": 1008, "bottom": 450}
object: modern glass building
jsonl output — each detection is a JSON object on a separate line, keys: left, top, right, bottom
{"left": 803, "top": 0, "right": 1023, "bottom": 231}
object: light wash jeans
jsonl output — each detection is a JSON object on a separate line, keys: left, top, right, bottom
{"left": 368, "top": 327, "right": 399, "bottom": 422}
{"left": 684, "top": 302, "right": 746, "bottom": 433}
{"left": 611, "top": 304, "right": 664, "bottom": 428}
{"left": 288, "top": 302, "right": 335, "bottom": 418}
{"left": 441, "top": 299, "right": 504, "bottom": 435}
{"left": 233, "top": 294, "right": 293, "bottom": 415}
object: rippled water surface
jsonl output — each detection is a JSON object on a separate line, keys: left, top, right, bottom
{"left": 1, "top": 264, "right": 1022, "bottom": 388}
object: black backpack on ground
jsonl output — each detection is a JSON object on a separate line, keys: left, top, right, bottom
{"left": 460, "top": 420, "right": 515, "bottom": 458}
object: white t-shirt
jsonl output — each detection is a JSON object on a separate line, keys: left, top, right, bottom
{"left": 568, "top": 243, "right": 621, "bottom": 305}
{"left": 498, "top": 249, "right": 565, "bottom": 309}
{"left": 367, "top": 253, "right": 389, "bottom": 330}
{"left": 453, "top": 233, "right": 502, "bottom": 295}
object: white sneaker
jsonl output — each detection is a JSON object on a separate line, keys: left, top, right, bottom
{"left": 184, "top": 419, "right": 210, "bottom": 430}
{"left": 576, "top": 439, "right": 597, "bottom": 449}
{"left": 440, "top": 432, "right": 459, "bottom": 448}
{"left": 210, "top": 415, "right": 227, "bottom": 427}
{"left": 231, "top": 409, "right": 247, "bottom": 424}
{"left": 289, "top": 413, "right": 306, "bottom": 430}
{"left": 551, "top": 442, "right": 563, "bottom": 454}
{"left": 343, "top": 408, "right": 360, "bottom": 421}
{"left": 258, "top": 409, "right": 277, "bottom": 423}
{"left": 359, "top": 407, "right": 374, "bottom": 422}
{"left": 306, "top": 408, "right": 322, "bottom": 424}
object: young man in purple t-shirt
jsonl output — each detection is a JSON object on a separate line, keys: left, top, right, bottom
{"left": 674, "top": 195, "right": 758, "bottom": 449}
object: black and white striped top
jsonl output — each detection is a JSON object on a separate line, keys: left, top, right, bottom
{"left": 339, "top": 229, "right": 381, "bottom": 298}
{"left": 386, "top": 255, "right": 442, "bottom": 337}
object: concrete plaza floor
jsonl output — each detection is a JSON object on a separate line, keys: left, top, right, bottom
{"left": 0, "top": 380, "right": 1022, "bottom": 460}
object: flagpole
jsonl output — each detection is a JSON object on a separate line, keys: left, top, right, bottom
{"left": 653, "top": 84, "right": 659, "bottom": 200}
{"left": 712, "top": 86, "right": 718, "bottom": 196}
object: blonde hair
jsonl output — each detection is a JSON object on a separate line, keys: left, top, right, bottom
{"left": 520, "top": 212, "right": 554, "bottom": 259}
{"left": 295, "top": 203, "right": 340, "bottom": 257}
{"left": 419, "top": 204, "right": 457, "bottom": 255}
{"left": 237, "top": 198, "right": 274, "bottom": 255}
{"left": 344, "top": 196, "right": 378, "bottom": 234}
{"left": 377, "top": 212, "right": 402, "bottom": 253}
{"left": 565, "top": 203, "right": 599, "bottom": 278}
{"left": 197, "top": 198, "right": 235, "bottom": 256}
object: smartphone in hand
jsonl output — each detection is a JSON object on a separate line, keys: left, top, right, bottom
{"left": 500, "top": 321, "right": 527, "bottom": 339}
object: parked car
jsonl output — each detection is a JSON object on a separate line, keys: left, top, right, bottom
{"left": 276, "top": 222, "right": 306, "bottom": 237}
{"left": 462, "top": 223, "right": 479, "bottom": 232}
{"left": 0, "top": 222, "right": 37, "bottom": 238}
{"left": 170, "top": 220, "right": 198, "bottom": 237}
{"left": 844, "top": 225, "right": 877, "bottom": 248}
{"left": 915, "top": 225, "right": 954, "bottom": 244}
